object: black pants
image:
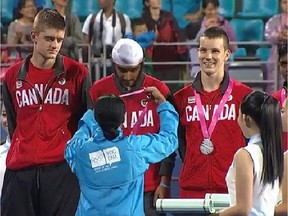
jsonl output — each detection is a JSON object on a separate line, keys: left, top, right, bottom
{"left": 1, "top": 161, "right": 80, "bottom": 216}
{"left": 144, "top": 191, "right": 166, "bottom": 216}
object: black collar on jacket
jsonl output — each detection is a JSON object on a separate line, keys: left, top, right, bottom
{"left": 17, "top": 54, "right": 65, "bottom": 80}
{"left": 283, "top": 80, "right": 287, "bottom": 89}
{"left": 192, "top": 71, "right": 230, "bottom": 95}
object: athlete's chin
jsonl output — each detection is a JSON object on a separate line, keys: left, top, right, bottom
{"left": 44, "top": 51, "right": 58, "bottom": 59}
{"left": 203, "top": 70, "right": 216, "bottom": 76}
{"left": 45, "top": 54, "right": 57, "bottom": 59}
{"left": 122, "top": 81, "right": 135, "bottom": 89}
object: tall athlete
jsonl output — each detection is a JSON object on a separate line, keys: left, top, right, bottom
{"left": 1, "top": 9, "right": 92, "bottom": 216}
{"left": 89, "top": 38, "right": 176, "bottom": 216}
{"left": 173, "top": 27, "right": 252, "bottom": 201}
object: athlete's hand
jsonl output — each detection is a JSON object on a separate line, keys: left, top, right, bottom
{"left": 144, "top": 86, "right": 166, "bottom": 104}
{"left": 153, "top": 185, "right": 170, "bottom": 206}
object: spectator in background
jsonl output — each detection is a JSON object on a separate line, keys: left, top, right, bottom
{"left": 82, "top": 0, "right": 131, "bottom": 81}
{"left": 142, "top": 0, "right": 189, "bottom": 94}
{"left": 179, "top": 0, "right": 203, "bottom": 40}
{"left": 7, "top": 0, "right": 37, "bottom": 58}
{"left": 13, "top": 0, "right": 45, "bottom": 15}
{"left": 182, "top": 0, "right": 202, "bottom": 24}
{"left": 272, "top": 43, "right": 288, "bottom": 151}
{"left": 189, "top": 0, "right": 237, "bottom": 79}
{"left": 264, "top": 0, "right": 288, "bottom": 93}
{"left": 52, "top": 0, "right": 83, "bottom": 60}
{"left": 194, "top": 0, "right": 237, "bottom": 52}
{"left": 126, "top": 17, "right": 156, "bottom": 75}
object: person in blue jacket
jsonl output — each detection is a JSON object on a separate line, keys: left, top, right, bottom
{"left": 65, "top": 86, "right": 179, "bottom": 216}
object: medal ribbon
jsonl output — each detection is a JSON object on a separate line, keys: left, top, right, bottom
{"left": 194, "top": 78, "right": 234, "bottom": 139}
{"left": 280, "top": 87, "right": 287, "bottom": 107}
{"left": 120, "top": 89, "right": 150, "bottom": 135}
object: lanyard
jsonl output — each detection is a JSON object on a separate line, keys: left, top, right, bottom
{"left": 119, "top": 89, "right": 150, "bottom": 135}
{"left": 194, "top": 78, "right": 234, "bottom": 139}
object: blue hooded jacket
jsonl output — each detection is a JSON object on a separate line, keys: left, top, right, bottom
{"left": 65, "top": 101, "right": 179, "bottom": 216}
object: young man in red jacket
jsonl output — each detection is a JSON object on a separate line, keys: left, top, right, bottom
{"left": 173, "top": 27, "right": 252, "bottom": 201}
{"left": 1, "top": 9, "right": 92, "bottom": 216}
{"left": 89, "top": 38, "right": 176, "bottom": 216}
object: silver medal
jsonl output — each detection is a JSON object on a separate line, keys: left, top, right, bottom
{"left": 200, "top": 139, "right": 214, "bottom": 155}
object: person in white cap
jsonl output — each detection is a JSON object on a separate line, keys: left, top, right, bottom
{"left": 89, "top": 38, "right": 177, "bottom": 216}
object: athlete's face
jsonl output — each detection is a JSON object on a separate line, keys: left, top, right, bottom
{"left": 32, "top": 28, "right": 65, "bottom": 60}
{"left": 114, "top": 63, "right": 142, "bottom": 90}
{"left": 198, "top": 37, "right": 230, "bottom": 77}
{"left": 281, "top": 99, "right": 288, "bottom": 132}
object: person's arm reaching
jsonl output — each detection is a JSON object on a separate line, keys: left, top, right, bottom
{"left": 65, "top": 110, "right": 98, "bottom": 172}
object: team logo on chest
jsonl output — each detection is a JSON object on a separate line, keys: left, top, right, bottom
{"left": 58, "top": 78, "right": 66, "bottom": 85}
{"left": 141, "top": 98, "right": 148, "bottom": 107}
{"left": 228, "top": 95, "right": 233, "bottom": 101}
{"left": 16, "top": 81, "right": 22, "bottom": 89}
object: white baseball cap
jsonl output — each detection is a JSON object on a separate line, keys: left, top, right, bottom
{"left": 112, "top": 38, "right": 144, "bottom": 67}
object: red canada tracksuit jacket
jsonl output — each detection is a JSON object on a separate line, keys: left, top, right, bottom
{"left": 2, "top": 54, "right": 92, "bottom": 169}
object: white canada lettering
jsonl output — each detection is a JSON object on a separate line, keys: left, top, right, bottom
{"left": 15, "top": 84, "right": 69, "bottom": 107}
{"left": 185, "top": 104, "right": 236, "bottom": 122}
{"left": 122, "top": 110, "right": 154, "bottom": 128}
{"left": 186, "top": 105, "right": 209, "bottom": 121}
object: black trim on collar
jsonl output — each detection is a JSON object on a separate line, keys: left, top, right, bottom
{"left": 113, "top": 71, "right": 146, "bottom": 94}
{"left": 17, "top": 54, "right": 65, "bottom": 80}
{"left": 283, "top": 80, "right": 287, "bottom": 89}
{"left": 192, "top": 71, "right": 230, "bottom": 94}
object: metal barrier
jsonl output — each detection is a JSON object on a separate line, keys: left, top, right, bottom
{"left": 0, "top": 41, "right": 279, "bottom": 92}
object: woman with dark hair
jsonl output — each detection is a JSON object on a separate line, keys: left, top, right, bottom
{"left": 65, "top": 87, "right": 179, "bottom": 216}
{"left": 194, "top": 0, "right": 237, "bottom": 52}
{"left": 7, "top": 0, "right": 37, "bottom": 58}
{"left": 215, "top": 91, "right": 284, "bottom": 215}
{"left": 141, "top": 0, "right": 189, "bottom": 94}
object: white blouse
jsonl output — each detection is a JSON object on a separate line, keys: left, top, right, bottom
{"left": 226, "top": 134, "right": 280, "bottom": 215}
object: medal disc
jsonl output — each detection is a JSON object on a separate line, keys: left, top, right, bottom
{"left": 200, "top": 139, "right": 214, "bottom": 155}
